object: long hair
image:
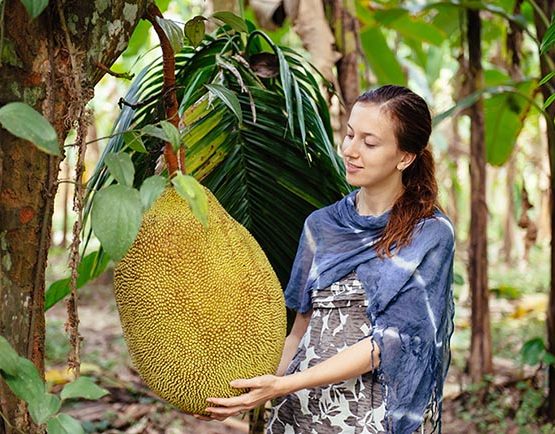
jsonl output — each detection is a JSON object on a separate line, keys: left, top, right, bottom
{"left": 355, "top": 85, "right": 441, "bottom": 257}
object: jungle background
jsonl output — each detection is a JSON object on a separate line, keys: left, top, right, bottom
{"left": 2, "top": 0, "right": 555, "bottom": 432}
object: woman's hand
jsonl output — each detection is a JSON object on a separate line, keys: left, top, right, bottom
{"left": 193, "top": 374, "right": 283, "bottom": 421}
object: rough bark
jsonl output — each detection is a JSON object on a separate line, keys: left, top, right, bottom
{"left": 0, "top": 1, "right": 147, "bottom": 432}
{"left": 466, "top": 8, "right": 493, "bottom": 383}
{"left": 533, "top": 0, "right": 555, "bottom": 420}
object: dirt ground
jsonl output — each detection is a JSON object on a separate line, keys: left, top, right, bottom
{"left": 44, "top": 275, "right": 551, "bottom": 434}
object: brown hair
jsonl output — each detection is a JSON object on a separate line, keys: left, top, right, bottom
{"left": 355, "top": 85, "right": 440, "bottom": 257}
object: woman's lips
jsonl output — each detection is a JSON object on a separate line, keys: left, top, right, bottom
{"left": 345, "top": 161, "right": 362, "bottom": 173}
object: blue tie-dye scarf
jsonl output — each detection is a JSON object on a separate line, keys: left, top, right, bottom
{"left": 284, "top": 189, "right": 455, "bottom": 433}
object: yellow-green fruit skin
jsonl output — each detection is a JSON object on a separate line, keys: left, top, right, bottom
{"left": 114, "top": 187, "right": 287, "bottom": 415}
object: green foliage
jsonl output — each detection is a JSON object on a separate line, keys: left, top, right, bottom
{"left": 139, "top": 175, "right": 166, "bottom": 211}
{"left": 211, "top": 11, "right": 248, "bottom": 33}
{"left": 0, "top": 335, "right": 107, "bottom": 429}
{"left": 91, "top": 184, "right": 143, "bottom": 261}
{"left": 0, "top": 102, "right": 59, "bottom": 155}
{"left": 105, "top": 153, "right": 135, "bottom": 187}
{"left": 204, "top": 83, "right": 243, "bottom": 123}
{"left": 45, "top": 250, "right": 110, "bottom": 311}
{"left": 171, "top": 171, "right": 209, "bottom": 227}
{"left": 155, "top": 17, "right": 185, "bottom": 54}
{"left": 185, "top": 16, "right": 206, "bottom": 47}
{"left": 19, "top": 0, "right": 49, "bottom": 19}
{"left": 521, "top": 337, "right": 555, "bottom": 366}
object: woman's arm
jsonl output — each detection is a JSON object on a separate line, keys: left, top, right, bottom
{"left": 275, "top": 310, "right": 313, "bottom": 376}
{"left": 200, "top": 336, "right": 380, "bottom": 420}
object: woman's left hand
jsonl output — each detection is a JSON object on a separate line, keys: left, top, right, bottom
{"left": 194, "top": 374, "right": 283, "bottom": 421}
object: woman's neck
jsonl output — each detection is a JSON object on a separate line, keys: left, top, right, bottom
{"left": 356, "top": 184, "right": 403, "bottom": 216}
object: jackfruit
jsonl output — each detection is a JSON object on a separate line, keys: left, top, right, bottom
{"left": 114, "top": 187, "right": 287, "bottom": 415}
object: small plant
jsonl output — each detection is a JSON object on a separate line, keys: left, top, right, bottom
{"left": 0, "top": 336, "right": 108, "bottom": 433}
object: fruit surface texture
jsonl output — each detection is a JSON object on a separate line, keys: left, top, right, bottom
{"left": 114, "top": 187, "right": 287, "bottom": 415}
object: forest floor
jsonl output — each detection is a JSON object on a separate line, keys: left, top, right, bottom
{"left": 44, "top": 247, "right": 555, "bottom": 434}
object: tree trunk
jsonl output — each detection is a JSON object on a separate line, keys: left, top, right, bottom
{"left": 533, "top": 0, "right": 555, "bottom": 420}
{"left": 0, "top": 1, "right": 147, "bottom": 432}
{"left": 324, "top": 0, "right": 359, "bottom": 137}
{"left": 466, "top": 8, "right": 493, "bottom": 383}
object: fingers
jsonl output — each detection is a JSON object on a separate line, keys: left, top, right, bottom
{"left": 207, "top": 395, "right": 251, "bottom": 407}
{"left": 229, "top": 378, "right": 256, "bottom": 388}
{"left": 193, "top": 414, "right": 212, "bottom": 421}
{"left": 205, "top": 405, "right": 247, "bottom": 419}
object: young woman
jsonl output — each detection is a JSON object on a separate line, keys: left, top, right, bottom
{"left": 196, "top": 85, "right": 455, "bottom": 433}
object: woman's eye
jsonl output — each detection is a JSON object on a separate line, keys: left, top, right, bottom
{"left": 365, "top": 142, "right": 377, "bottom": 147}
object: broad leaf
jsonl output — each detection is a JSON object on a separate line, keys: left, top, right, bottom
{"left": 47, "top": 414, "right": 85, "bottom": 434}
{"left": 3, "top": 357, "right": 45, "bottom": 407}
{"left": 360, "top": 28, "right": 405, "bottom": 85}
{"left": 61, "top": 376, "right": 109, "bottom": 401}
{"left": 105, "top": 153, "right": 135, "bottom": 187}
{"left": 141, "top": 124, "right": 169, "bottom": 142}
{"left": 212, "top": 11, "right": 248, "bottom": 33}
{"left": 155, "top": 16, "right": 184, "bottom": 53}
{"left": 184, "top": 16, "right": 206, "bottom": 47}
{"left": 521, "top": 338, "right": 545, "bottom": 366}
{"left": 140, "top": 175, "right": 167, "bottom": 211}
{"left": 91, "top": 185, "right": 143, "bottom": 261}
{"left": 172, "top": 173, "right": 208, "bottom": 227}
{"left": 160, "top": 120, "right": 181, "bottom": 151}
{"left": 0, "top": 336, "right": 20, "bottom": 375}
{"left": 19, "top": 0, "right": 48, "bottom": 19}
{"left": 29, "top": 393, "right": 61, "bottom": 424}
{"left": 123, "top": 131, "right": 147, "bottom": 153}
{"left": 45, "top": 250, "right": 110, "bottom": 311}
{"left": 0, "top": 102, "right": 59, "bottom": 155}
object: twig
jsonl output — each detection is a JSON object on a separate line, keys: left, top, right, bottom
{"left": 93, "top": 60, "right": 134, "bottom": 80}
{"left": 144, "top": 3, "right": 182, "bottom": 176}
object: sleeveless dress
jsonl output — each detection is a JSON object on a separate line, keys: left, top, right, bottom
{"left": 265, "top": 271, "right": 437, "bottom": 434}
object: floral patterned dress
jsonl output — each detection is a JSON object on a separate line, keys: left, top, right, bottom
{"left": 265, "top": 272, "right": 436, "bottom": 434}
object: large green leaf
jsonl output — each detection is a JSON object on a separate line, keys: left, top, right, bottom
{"left": 0, "top": 102, "right": 59, "bottom": 155}
{"left": 360, "top": 28, "right": 406, "bottom": 85}
{"left": 61, "top": 377, "right": 109, "bottom": 401}
{"left": 0, "top": 336, "right": 19, "bottom": 376}
{"left": 19, "top": 0, "right": 48, "bottom": 19}
{"left": 91, "top": 185, "right": 143, "bottom": 261}
{"left": 47, "top": 414, "right": 85, "bottom": 434}
{"left": 45, "top": 250, "right": 110, "bottom": 311}
{"left": 484, "top": 79, "right": 535, "bottom": 166}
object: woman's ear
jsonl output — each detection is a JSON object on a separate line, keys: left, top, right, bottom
{"left": 396, "top": 152, "right": 417, "bottom": 171}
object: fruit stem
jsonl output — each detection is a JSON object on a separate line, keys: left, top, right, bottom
{"left": 144, "top": 3, "right": 184, "bottom": 177}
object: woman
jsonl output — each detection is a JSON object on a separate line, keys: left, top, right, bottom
{"left": 196, "top": 85, "right": 455, "bottom": 433}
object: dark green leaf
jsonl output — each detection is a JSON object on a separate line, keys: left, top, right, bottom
{"left": 0, "top": 336, "right": 20, "bottom": 375}
{"left": 184, "top": 16, "right": 206, "bottom": 47}
{"left": 141, "top": 124, "right": 168, "bottom": 142}
{"left": 91, "top": 185, "right": 143, "bottom": 261}
{"left": 539, "top": 71, "right": 555, "bottom": 86}
{"left": 155, "top": 16, "right": 184, "bottom": 53}
{"left": 19, "top": 0, "right": 48, "bottom": 19}
{"left": 171, "top": 173, "right": 208, "bottom": 227}
{"left": 543, "top": 93, "right": 555, "bottom": 110}
{"left": 521, "top": 337, "right": 545, "bottom": 366}
{"left": 540, "top": 21, "right": 555, "bottom": 54}
{"left": 45, "top": 250, "right": 110, "bottom": 311}
{"left": 123, "top": 131, "right": 147, "bottom": 153}
{"left": 140, "top": 176, "right": 167, "bottom": 211}
{"left": 105, "top": 153, "right": 135, "bottom": 187}
{"left": 360, "top": 28, "right": 405, "bottom": 85}
{"left": 212, "top": 11, "right": 248, "bottom": 33}
{"left": 205, "top": 84, "right": 242, "bottom": 123}
{"left": 160, "top": 120, "right": 181, "bottom": 152}
{"left": 29, "top": 393, "right": 61, "bottom": 424}
{"left": 3, "top": 357, "right": 45, "bottom": 406}
{"left": 61, "top": 377, "right": 109, "bottom": 401}
{"left": 0, "top": 102, "right": 59, "bottom": 155}
{"left": 47, "top": 414, "right": 85, "bottom": 434}
{"left": 453, "top": 272, "right": 465, "bottom": 285}
{"left": 544, "top": 352, "right": 555, "bottom": 366}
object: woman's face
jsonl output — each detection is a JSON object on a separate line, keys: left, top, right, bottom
{"left": 341, "top": 102, "right": 413, "bottom": 190}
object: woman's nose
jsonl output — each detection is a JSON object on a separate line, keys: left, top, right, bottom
{"left": 342, "top": 139, "right": 357, "bottom": 158}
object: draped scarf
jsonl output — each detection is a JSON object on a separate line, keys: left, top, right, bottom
{"left": 284, "top": 189, "right": 455, "bottom": 433}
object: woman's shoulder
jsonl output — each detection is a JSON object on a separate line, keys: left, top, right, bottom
{"left": 413, "top": 209, "right": 455, "bottom": 249}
